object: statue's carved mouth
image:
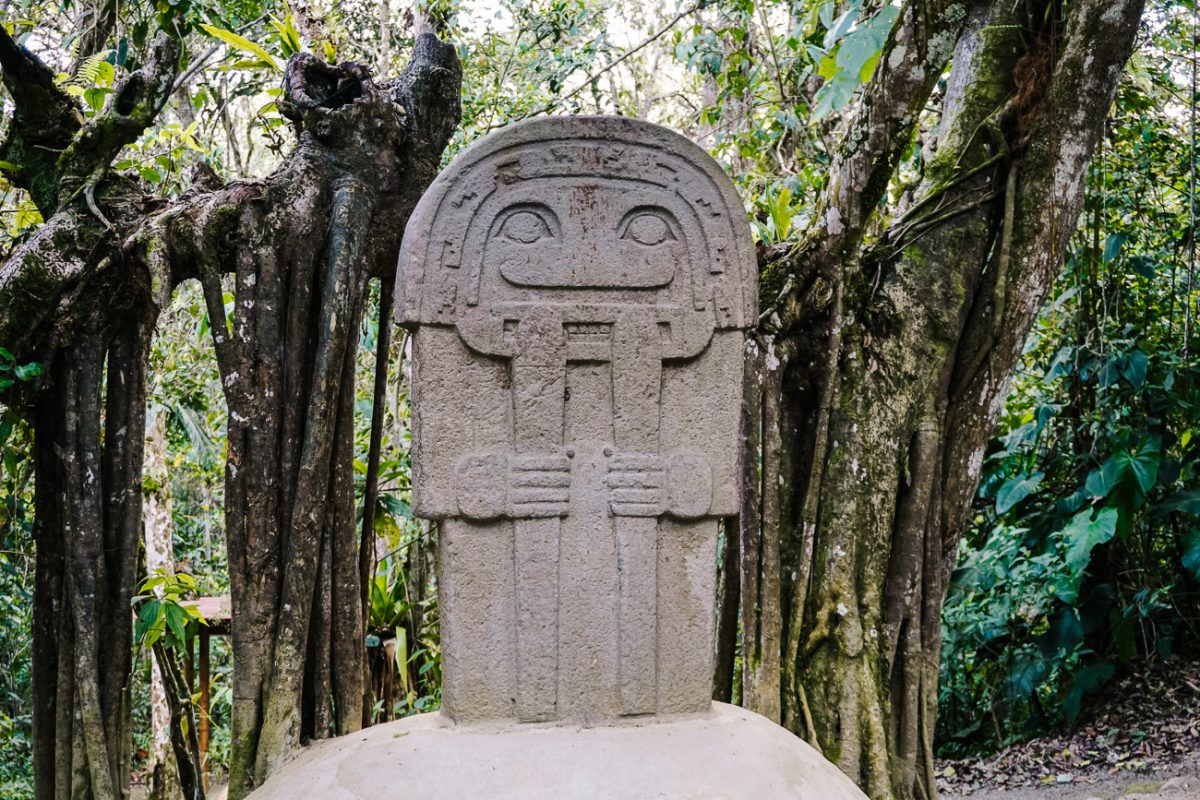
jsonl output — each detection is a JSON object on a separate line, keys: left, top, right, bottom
{"left": 564, "top": 322, "right": 612, "bottom": 340}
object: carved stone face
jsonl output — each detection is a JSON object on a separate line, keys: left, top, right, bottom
{"left": 482, "top": 181, "right": 689, "bottom": 290}
{"left": 398, "top": 118, "right": 757, "bottom": 341}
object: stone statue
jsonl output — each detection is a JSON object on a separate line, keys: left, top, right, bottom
{"left": 396, "top": 115, "right": 750, "bottom": 725}
{"left": 249, "top": 117, "right": 866, "bottom": 800}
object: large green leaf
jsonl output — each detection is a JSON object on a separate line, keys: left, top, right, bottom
{"left": 1053, "top": 508, "right": 1119, "bottom": 604}
{"left": 768, "top": 187, "right": 793, "bottom": 240}
{"left": 13, "top": 361, "right": 42, "bottom": 380}
{"left": 1122, "top": 349, "right": 1148, "bottom": 389}
{"left": 996, "top": 472, "right": 1043, "bottom": 515}
{"left": 1161, "top": 489, "right": 1200, "bottom": 514}
{"left": 1006, "top": 650, "right": 1048, "bottom": 701}
{"left": 1064, "top": 662, "right": 1115, "bottom": 724}
{"left": 164, "top": 602, "right": 188, "bottom": 648}
{"left": 1064, "top": 507, "right": 1119, "bottom": 574}
{"left": 1084, "top": 458, "right": 1122, "bottom": 499}
{"left": 1182, "top": 530, "right": 1200, "bottom": 580}
{"left": 1049, "top": 608, "right": 1084, "bottom": 655}
{"left": 812, "top": 4, "right": 899, "bottom": 119}
{"left": 1114, "top": 438, "right": 1160, "bottom": 494}
{"left": 1102, "top": 231, "right": 1129, "bottom": 262}
{"left": 135, "top": 598, "right": 162, "bottom": 642}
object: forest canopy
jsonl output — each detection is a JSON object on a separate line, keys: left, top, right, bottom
{"left": 0, "top": 1, "right": 1195, "bottom": 799}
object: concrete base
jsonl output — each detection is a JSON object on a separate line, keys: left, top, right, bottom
{"left": 250, "top": 702, "right": 867, "bottom": 799}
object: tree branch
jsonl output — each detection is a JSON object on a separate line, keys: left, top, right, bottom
{"left": 71, "top": 0, "right": 120, "bottom": 75}
{"left": 0, "top": 27, "right": 84, "bottom": 213}
{"left": 820, "top": 1, "right": 968, "bottom": 241}
{"left": 769, "top": 1, "right": 970, "bottom": 328}
{"left": 941, "top": 0, "right": 1147, "bottom": 535}
{"left": 390, "top": 32, "right": 464, "bottom": 169}
{"left": 58, "top": 31, "right": 182, "bottom": 197}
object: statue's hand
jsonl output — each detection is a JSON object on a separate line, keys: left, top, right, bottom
{"left": 606, "top": 453, "right": 665, "bottom": 517}
{"left": 455, "top": 452, "right": 571, "bottom": 519}
{"left": 509, "top": 454, "right": 571, "bottom": 518}
{"left": 605, "top": 450, "right": 712, "bottom": 519}
{"left": 455, "top": 453, "right": 509, "bottom": 520}
{"left": 662, "top": 451, "right": 712, "bottom": 519}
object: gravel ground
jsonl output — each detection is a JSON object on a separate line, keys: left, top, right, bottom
{"left": 938, "top": 660, "right": 1200, "bottom": 798}
{"left": 960, "top": 756, "right": 1200, "bottom": 800}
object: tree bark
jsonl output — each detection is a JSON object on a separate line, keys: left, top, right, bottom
{"left": 28, "top": 297, "right": 161, "bottom": 800}
{"left": 748, "top": 1, "right": 1146, "bottom": 798}
{"left": 143, "top": 408, "right": 181, "bottom": 800}
{"left": 4, "top": 27, "right": 181, "bottom": 799}
{"left": 173, "top": 42, "right": 461, "bottom": 794}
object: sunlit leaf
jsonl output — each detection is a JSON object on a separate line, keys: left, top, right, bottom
{"left": 199, "top": 23, "right": 282, "bottom": 72}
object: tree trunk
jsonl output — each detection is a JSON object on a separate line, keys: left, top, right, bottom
{"left": 29, "top": 300, "right": 162, "bottom": 800}
{"left": 176, "top": 42, "right": 461, "bottom": 795}
{"left": 737, "top": 2, "right": 1146, "bottom": 798}
{"left": 2, "top": 22, "right": 460, "bottom": 798}
{"left": 151, "top": 637, "right": 207, "bottom": 800}
{"left": 143, "top": 408, "right": 181, "bottom": 800}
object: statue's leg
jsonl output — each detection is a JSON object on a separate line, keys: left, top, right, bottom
{"left": 513, "top": 515, "right": 559, "bottom": 721}
{"left": 412, "top": 326, "right": 518, "bottom": 723}
{"left": 440, "top": 517, "right": 517, "bottom": 721}
{"left": 510, "top": 308, "right": 568, "bottom": 721}
{"left": 655, "top": 517, "right": 718, "bottom": 714}
{"left": 616, "top": 515, "right": 658, "bottom": 715}
{"left": 609, "top": 315, "right": 663, "bottom": 716}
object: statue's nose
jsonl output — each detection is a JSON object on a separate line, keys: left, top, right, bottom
{"left": 566, "top": 239, "right": 612, "bottom": 275}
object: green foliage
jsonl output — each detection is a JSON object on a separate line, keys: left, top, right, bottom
{"left": 199, "top": 22, "right": 283, "bottom": 71}
{"left": 939, "top": 7, "right": 1200, "bottom": 754}
{"left": 808, "top": 1, "right": 898, "bottom": 119}
{"left": 454, "top": 0, "right": 616, "bottom": 145}
{"left": 368, "top": 553, "right": 442, "bottom": 718}
{"left": 0, "top": 475, "right": 33, "bottom": 799}
{"left": 150, "top": 283, "right": 228, "bottom": 581}
{"left": 0, "top": 354, "right": 39, "bottom": 799}
{"left": 355, "top": 282, "right": 442, "bottom": 720}
{"left": 133, "top": 570, "right": 208, "bottom": 651}
{"left": 995, "top": 472, "right": 1043, "bottom": 515}
{"left": 0, "top": 349, "right": 43, "bottom": 392}
{"left": 668, "top": 0, "right": 902, "bottom": 244}
{"left": 58, "top": 49, "right": 117, "bottom": 115}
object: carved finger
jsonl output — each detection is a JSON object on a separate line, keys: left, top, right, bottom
{"left": 512, "top": 470, "right": 571, "bottom": 489}
{"left": 512, "top": 455, "right": 571, "bottom": 473}
{"left": 607, "top": 471, "right": 664, "bottom": 489}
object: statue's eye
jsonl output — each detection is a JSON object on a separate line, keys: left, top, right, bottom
{"left": 497, "top": 210, "right": 553, "bottom": 244}
{"left": 621, "top": 212, "right": 674, "bottom": 246}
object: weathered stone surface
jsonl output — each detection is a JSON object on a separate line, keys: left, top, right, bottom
{"left": 250, "top": 703, "right": 868, "bottom": 800}
{"left": 396, "top": 116, "right": 755, "bottom": 724}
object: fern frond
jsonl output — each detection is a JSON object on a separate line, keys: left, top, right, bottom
{"left": 70, "top": 49, "right": 112, "bottom": 87}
